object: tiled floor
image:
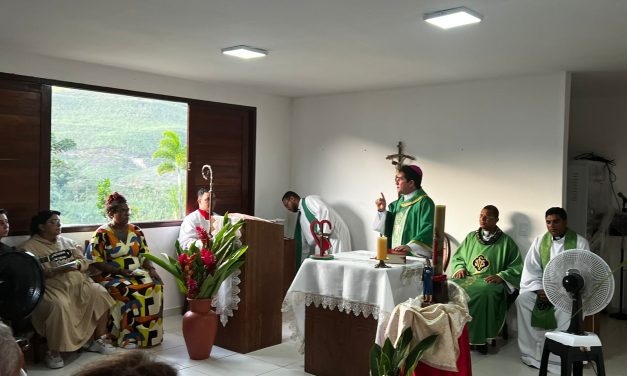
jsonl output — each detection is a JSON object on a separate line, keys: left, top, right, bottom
{"left": 25, "top": 312, "right": 627, "bottom": 375}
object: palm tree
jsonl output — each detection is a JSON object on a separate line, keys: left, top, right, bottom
{"left": 153, "top": 130, "right": 187, "bottom": 218}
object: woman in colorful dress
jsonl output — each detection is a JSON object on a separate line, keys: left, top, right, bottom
{"left": 87, "top": 192, "right": 163, "bottom": 349}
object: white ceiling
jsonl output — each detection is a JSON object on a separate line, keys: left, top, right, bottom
{"left": 2, "top": 0, "right": 627, "bottom": 97}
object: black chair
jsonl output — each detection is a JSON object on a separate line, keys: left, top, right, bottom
{"left": 539, "top": 336, "right": 605, "bottom": 376}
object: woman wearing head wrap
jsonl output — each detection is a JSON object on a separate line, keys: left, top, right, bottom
{"left": 87, "top": 192, "right": 163, "bottom": 349}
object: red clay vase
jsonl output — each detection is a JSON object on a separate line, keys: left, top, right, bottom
{"left": 182, "top": 298, "right": 218, "bottom": 360}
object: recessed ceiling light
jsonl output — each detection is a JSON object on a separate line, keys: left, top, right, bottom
{"left": 221, "top": 45, "right": 268, "bottom": 59}
{"left": 423, "top": 6, "right": 483, "bottom": 29}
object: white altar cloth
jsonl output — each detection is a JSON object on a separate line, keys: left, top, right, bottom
{"left": 281, "top": 250, "right": 425, "bottom": 352}
{"left": 211, "top": 269, "right": 242, "bottom": 326}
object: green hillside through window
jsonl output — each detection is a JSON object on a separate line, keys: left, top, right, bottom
{"left": 51, "top": 87, "right": 188, "bottom": 225}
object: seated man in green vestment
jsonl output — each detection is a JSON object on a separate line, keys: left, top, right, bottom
{"left": 451, "top": 205, "right": 523, "bottom": 354}
{"left": 373, "top": 165, "right": 434, "bottom": 257}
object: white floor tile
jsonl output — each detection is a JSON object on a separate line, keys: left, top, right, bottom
{"left": 158, "top": 331, "right": 187, "bottom": 350}
{"left": 246, "top": 342, "right": 303, "bottom": 367}
{"left": 178, "top": 367, "right": 216, "bottom": 376}
{"left": 258, "top": 367, "right": 313, "bottom": 376}
{"left": 183, "top": 354, "right": 281, "bottom": 376}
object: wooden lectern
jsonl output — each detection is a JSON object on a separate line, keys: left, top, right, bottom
{"left": 214, "top": 218, "right": 284, "bottom": 353}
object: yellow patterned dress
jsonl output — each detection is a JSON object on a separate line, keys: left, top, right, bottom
{"left": 87, "top": 224, "right": 163, "bottom": 348}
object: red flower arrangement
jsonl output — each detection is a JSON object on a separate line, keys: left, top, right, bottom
{"left": 143, "top": 213, "right": 248, "bottom": 299}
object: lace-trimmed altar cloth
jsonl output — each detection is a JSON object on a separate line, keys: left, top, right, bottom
{"left": 281, "top": 250, "right": 425, "bottom": 353}
{"left": 211, "top": 269, "right": 242, "bottom": 326}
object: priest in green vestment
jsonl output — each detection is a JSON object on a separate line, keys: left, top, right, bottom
{"left": 373, "top": 165, "right": 434, "bottom": 257}
{"left": 450, "top": 205, "right": 523, "bottom": 351}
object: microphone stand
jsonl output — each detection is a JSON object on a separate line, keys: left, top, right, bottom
{"left": 610, "top": 195, "right": 627, "bottom": 320}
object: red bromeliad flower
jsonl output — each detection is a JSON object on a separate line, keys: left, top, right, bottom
{"left": 178, "top": 253, "right": 189, "bottom": 268}
{"left": 196, "top": 226, "right": 210, "bottom": 245}
{"left": 187, "top": 278, "right": 199, "bottom": 298}
{"left": 200, "top": 248, "right": 216, "bottom": 271}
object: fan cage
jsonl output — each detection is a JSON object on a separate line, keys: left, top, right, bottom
{"left": 543, "top": 249, "right": 614, "bottom": 316}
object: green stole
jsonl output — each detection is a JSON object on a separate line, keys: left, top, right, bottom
{"left": 294, "top": 197, "right": 318, "bottom": 268}
{"left": 391, "top": 194, "right": 427, "bottom": 248}
{"left": 531, "top": 229, "right": 577, "bottom": 329}
{"left": 294, "top": 212, "right": 302, "bottom": 270}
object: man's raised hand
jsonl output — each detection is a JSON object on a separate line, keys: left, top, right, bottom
{"left": 375, "top": 192, "right": 386, "bottom": 212}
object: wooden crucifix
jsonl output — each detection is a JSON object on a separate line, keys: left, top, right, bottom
{"left": 385, "top": 141, "right": 415, "bottom": 171}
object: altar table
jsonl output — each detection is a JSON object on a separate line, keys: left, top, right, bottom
{"left": 282, "top": 250, "right": 425, "bottom": 375}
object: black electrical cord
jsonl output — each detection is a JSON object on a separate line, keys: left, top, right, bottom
{"left": 574, "top": 152, "right": 621, "bottom": 211}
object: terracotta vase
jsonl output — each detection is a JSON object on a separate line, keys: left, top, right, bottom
{"left": 182, "top": 298, "right": 218, "bottom": 360}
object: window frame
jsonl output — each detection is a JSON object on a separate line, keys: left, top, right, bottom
{"left": 0, "top": 72, "right": 256, "bottom": 235}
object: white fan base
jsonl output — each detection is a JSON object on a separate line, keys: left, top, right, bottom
{"left": 545, "top": 331, "right": 602, "bottom": 347}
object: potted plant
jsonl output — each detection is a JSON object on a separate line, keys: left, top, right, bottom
{"left": 142, "top": 213, "right": 248, "bottom": 359}
{"left": 369, "top": 327, "right": 438, "bottom": 376}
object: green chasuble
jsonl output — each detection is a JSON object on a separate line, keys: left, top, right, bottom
{"left": 384, "top": 188, "right": 435, "bottom": 250}
{"left": 451, "top": 229, "right": 523, "bottom": 345}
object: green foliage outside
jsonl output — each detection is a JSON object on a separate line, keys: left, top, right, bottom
{"left": 96, "top": 178, "right": 112, "bottom": 217}
{"left": 50, "top": 87, "right": 188, "bottom": 225}
{"left": 153, "top": 131, "right": 187, "bottom": 218}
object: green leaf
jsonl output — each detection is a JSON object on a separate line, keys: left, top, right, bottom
{"left": 382, "top": 338, "right": 395, "bottom": 363}
{"left": 156, "top": 161, "right": 176, "bottom": 175}
{"left": 380, "top": 352, "right": 392, "bottom": 375}
{"left": 404, "top": 334, "right": 438, "bottom": 375}
{"left": 197, "top": 273, "right": 216, "bottom": 298}
{"left": 392, "top": 327, "right": 413, "bottom": 368}
{"left": 141, "top": 253, "right": 184, "bottom": 284}
{"left": 369, "top": 344, "right": 382, "bottom": 376}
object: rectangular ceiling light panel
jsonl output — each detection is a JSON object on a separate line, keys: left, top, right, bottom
{"left": 221, "top": 45, "right": 268, "bottom": 59}
{"left": 424, "top": 6, "right": 483, "bottom": 29}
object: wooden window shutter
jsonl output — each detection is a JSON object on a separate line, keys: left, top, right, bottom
{"left": 187, "top": 101, "right": 256, "bottom": 216}
{"left": 0, "top": 77, "right": 51, "bottom": 235}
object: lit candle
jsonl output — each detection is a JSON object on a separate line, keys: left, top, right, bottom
{"left": 377, "top": 236, "right": 388, "bottom": 261}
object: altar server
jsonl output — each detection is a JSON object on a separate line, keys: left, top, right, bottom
{"left": 282, "top": 191, "right": 352, "bottom": 266}
{"left": 516, "top": 207, "right": 589, "bottom": 373}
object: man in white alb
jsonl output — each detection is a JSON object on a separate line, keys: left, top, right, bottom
{"left": 178, "top": 188, "right": 224, "bottom": 249}
{"left": 516, "top": 207, "right": 590, "bottom": 374}
{"left": 282, "top": 191, "right": 352, "bottom": 267}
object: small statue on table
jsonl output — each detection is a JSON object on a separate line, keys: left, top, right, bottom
{"left": 422, "top": 264, "right": 434, "bottom": 305}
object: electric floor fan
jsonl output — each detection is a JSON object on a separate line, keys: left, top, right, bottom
{"left": 540, "top": 249, "right": 615, "bottom": 375}
{"left": 0, "top": 251, "right": 45, "bottom": 322}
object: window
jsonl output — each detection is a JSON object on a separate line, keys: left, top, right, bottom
{"left": 50, "top": 87, "right": 188, "bottom": 225}
{"left": 0, "top": 73, "right": 256, "bottom": 235}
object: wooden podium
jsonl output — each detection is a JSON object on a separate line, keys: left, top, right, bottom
{"left": 214, "top": 218, "right": 284, "bottom": 353}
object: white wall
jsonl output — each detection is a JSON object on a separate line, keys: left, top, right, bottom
{"left": 1, "top": 47, "right": 292, "bottom": 312}
{"left": 290, "top": 73, "right": 570, "bottom": 258}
